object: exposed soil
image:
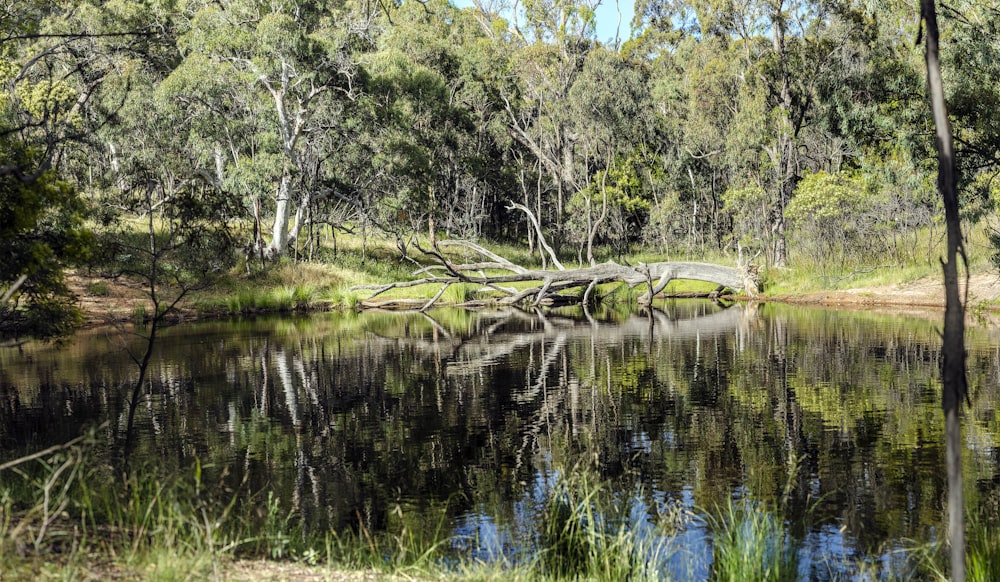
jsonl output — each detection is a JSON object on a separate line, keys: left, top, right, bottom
{"left": 66, "top": 274, "right": 222, "bottom": 327}
{"left": 222, "top": 561, "right": 403, "bottom": 581}
{"left": 769, "top": 273, "right": 1000, "bottom": 320}
{"left": 59, "top": 559, "right": 413, "bottom": 581}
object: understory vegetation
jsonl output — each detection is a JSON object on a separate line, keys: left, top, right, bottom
{"left": 3, "top": 0, "right": 1000, "bottom": 339}
{"left": 75, "top": 218, "right": 995, "bottom": 322}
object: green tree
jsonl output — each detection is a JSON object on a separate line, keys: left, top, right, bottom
{"left": 0, "top": 1, "right": 124, "bottom": 339}
{"left": 784, "top": 170, "right": 869, "bottom": 268}
{"left": 0, "top": 142, "right": 91, "bottom": 340}
{"left": 165, "top": 0, "right": 373, "bottom": 258}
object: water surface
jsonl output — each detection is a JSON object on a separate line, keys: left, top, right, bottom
{"left": 2, "top": 301, "right": 1000, "bottom": 577}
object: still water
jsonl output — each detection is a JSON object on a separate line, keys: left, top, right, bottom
{"left": 2, "top": 301, "right": 1000, "bottom": 577}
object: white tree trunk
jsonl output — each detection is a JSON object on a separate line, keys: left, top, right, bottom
{"left": 268, "top": 172, "right": 293, "bottom": 256}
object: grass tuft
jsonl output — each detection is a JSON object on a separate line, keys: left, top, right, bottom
{"left": 539, "top": 468, "right": 672, "bottom": 581}
{"left": 707, "top": 498, "right": 798, "bottom": 582}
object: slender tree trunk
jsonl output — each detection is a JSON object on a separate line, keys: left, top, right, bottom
{"left": 428, "top": 184, "right": 436, "bottom": 246}
{"left": 770, "top": 1, "right": 793, "bottom": 268}
{"left": 214, "top": 146, "right": 225, "bottom": 187}
{"left": 537, "top": 165, "right": 546, "bottom": 269}
{"left": 289, "top": 188, "right": 311, "bottom": 251}
{"left": 922, "top": 2, "right": 967, "bottom": 581}
{"left": 587, "top": 163, "right": 610, "bottom": 267}
{"left": 269, "top": 171, "right": 293, "bottom": 256}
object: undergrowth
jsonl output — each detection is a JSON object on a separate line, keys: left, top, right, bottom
{"left": 3, "top": 432, "right": 999, "bottom": 581}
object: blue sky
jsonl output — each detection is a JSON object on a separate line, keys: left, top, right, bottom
{"left": 590, "top": 0, "right": 635, "bottom": 45}
{"left": 450, "top": 0, "right": 635, "bottom": 46}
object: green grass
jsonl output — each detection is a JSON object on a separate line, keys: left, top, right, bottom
{"left": 132, "top": 302, "right": 148, "bottom": 323}
{"left": 762, "top": 261, "right": 939, "bottom": 296}
{"left": 80, "top": 221, "right": 1000, "bottom": 317}
{"left": 763, "top": 221, "right": 996, "bottom": 296}
{"left": 706, "top": 499, "right": 798, "bottom": 582}
{"left": 84, "top": 280, "right": 110, "bottom": 296}
{"left": 6, "top": 433, "right": 1000, "bottom": 581}
{"left": 911, "top": 515, "right": 1000, "bottom": 582}
{"left": 539, "top": 469, "right": 671, "bottom": 581}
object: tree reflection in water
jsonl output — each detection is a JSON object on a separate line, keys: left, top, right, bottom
{"left": 2, "top": 301, "right": 999, "bottom": 577}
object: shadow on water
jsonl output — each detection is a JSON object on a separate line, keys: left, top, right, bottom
{"left": 3, "top": 301, "right": 1000, "bottom": 577}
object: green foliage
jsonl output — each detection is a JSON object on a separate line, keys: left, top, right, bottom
{"left": 967, "top": 517, "right": 1000, "bottom": 582}
{"left": 785, "top": 170, "right": 892, "bottom": 269}
{"left": 222, "top": 285, "right": 316, "bottom": 314}
{"left": 15, "top": 80, "right": 81, "bottom": 126}
{"left": 722, "top": 184, "right": 770, "bottom": 256}
{"left": 708, "top": 499, "right": 799, "bottom": 582}
{"left": 0, "top": 143, "right": 92, "bottom": 339}
{"left": 0, "top": 0, "right": 996, "bottom": 298}
{"left": 785, "top": 171, "right": 867, "bottom": 223}
{"left": 538, "top": 468, "right": 669, "bottom": 581}
{"left": 567, "top": 152, "right": 653, "bottom": 258}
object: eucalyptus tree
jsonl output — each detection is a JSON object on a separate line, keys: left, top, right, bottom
{"left": 564, "top": 45, "right": 651, "bottom": 264}
{"left": 164, "top": 0, "right": 374, "bottom": 259}
{"left": 635, "top": 0, "right": 907, "bottom": 267}
{"left": 362, "top": 0, "right": 501, "bottom": 246}
{"left": 471, "top": 0, "right": 606, "bottom": 254}
{"left": 0, "top": 0, "right": 167, "bottom": 339}
{"left": 943, "top": 0, "right": 1000, "bottom": 185}
{"left": 940, "top": 0, "right": 1000, "bottom": 267}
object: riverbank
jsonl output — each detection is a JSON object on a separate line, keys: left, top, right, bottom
{"left": 7, "top": 278, "right": 993, "bottom": 581}
{"left": 773, "top": 272, "right": 999, "bottom": 308}
{"left": 65, "top": 265, "right": 1000, "bottom": 329}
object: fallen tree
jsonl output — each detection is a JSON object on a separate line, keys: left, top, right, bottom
{"left": 351, "top": 240, "right": 759, "bottom": 311}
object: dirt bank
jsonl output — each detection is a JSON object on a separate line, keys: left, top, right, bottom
{"left": 66, "top": 272, "right": 1000, "bottom": 327}
{"left": 771, "top": 273, "right": 1000, "bottom": 315}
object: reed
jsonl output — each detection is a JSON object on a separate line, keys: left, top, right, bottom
{"left": 706, "top": 498, "right": 799, "bottom": 582}
{"left": 539, "top": 468, "right": 672, "bottom": 581}
{"left": 916, "top": 515, "right": 1000, "bottom": 582}
{"left": 218, "top": 285, "right": 317, "bottom": 314}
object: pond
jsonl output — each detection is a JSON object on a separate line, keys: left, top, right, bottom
{"left": 2, "top": 301, "right": 1000, "bottom": 578}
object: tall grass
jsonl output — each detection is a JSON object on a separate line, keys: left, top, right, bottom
{"left": 914, "top": 515, "right": 1000, "bottom": 582}
{"left": 7, "top": 429, "right": 1000, "bottom": 580}
{"left": 966, "top": 517, "right": 1000, "bottom": 582}
{"left": 0, "top": 428, "right": 456, "bottom": 579}
{"left": 2, "top": 430, "right": 278, "bottom": 579}
{"left": 707, "top": 499, "right": 799, "bottom": 582}
{"left": 219, "top": 285, "right": 316, "bottom": 314}
{"left": 539, "top": 469, "right": 673, "bottom": 581}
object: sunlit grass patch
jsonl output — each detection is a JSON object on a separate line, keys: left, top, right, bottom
{"left": 706, "top": 498, "right": 798, "bottom": 582}
{"left": 536, "top": 468, "right": 675, "bottom": 581}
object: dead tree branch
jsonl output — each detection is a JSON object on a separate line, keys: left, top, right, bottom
{"left": 351, "top": 240, "right": 757, "bottom": 309}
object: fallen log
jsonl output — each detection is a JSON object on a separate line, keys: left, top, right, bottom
{"left": 350, "top": 240, "right": 759, "bottom": 310}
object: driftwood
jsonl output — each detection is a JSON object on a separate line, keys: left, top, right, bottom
{"left": 351, "top": 240, "right": 759, "bottom": 311}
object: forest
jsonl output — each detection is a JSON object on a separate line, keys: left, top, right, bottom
{"left": 1, "top": 1, "right": 998, "bottom": 579}
{"left": 1, "top": 0, "right": 999, "bottom": 334}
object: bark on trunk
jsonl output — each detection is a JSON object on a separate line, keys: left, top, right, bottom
{"left": 922, "top": 2, "right": 968, "bottom": 580}
{"left": 351, "top": 240, "right": 759, "bottom": 310}
{"left": 268, "top": 171, "right": 293, "bottom": 257}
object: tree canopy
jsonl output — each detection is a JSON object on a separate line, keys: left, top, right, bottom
{"left": 2, "top": 0, "right": 999, "bottom": 336}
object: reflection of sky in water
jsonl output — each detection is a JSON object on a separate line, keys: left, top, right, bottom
{"left": 5, "top": 306, "right": 997, "bottom": 578}
{"left": 450, "top": 475, "right": 926, "bottom": 581}
{"left": 451, "top": 468, "right": 554, "bottom": 565}
{"left": 451, "top": 512, "right": 513, "bottom": 563}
